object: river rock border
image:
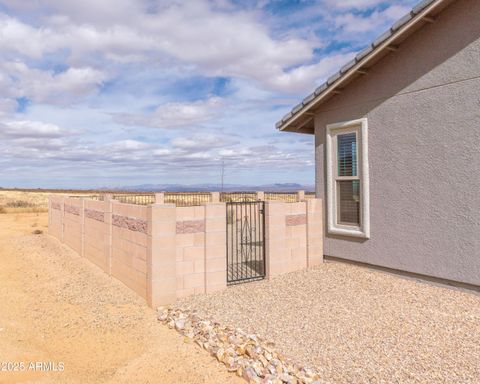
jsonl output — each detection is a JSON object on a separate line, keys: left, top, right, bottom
{"left": 157, "top": 307, "right": 321, "bottom": 384}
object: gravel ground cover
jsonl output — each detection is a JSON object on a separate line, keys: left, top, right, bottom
{"left": 178, "top": 262, "right": 480, "bottom": 383}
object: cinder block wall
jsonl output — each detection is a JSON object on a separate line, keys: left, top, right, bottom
{"left": 84, "top": 199, "right": 109, "bottom": 272}
{"left": 265, "top": 199, "right": 323, "bottom": 279}
{"left": 111, "top": 203, "right": 149, "bottom": 299}
{"left": 63, "top": 197, "right": 83, "bottom": 255}
{"left": 48, "top": 195, "right": 323, "bottom": 307}
{"left": 48, "top": 196, "right": 228, "bottom": 307}
{"left": 175, "top": 205, "right": 207, "bottom": 297}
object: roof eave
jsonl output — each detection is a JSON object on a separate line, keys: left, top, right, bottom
{"left": 276, "top": 0, "right": 449, "bottom": 133}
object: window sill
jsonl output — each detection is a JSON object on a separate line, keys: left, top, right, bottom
{"left": 328, "top": 226, "right": 370, "bottom": 239}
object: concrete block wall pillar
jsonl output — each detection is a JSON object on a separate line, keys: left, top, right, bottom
{"left": 306, "top": 198, "right": 323, "bottom": 268}
{"left": 204, "top": 202, "right": 227, "bottom": 293}
{"left": 264, "top": 201, "right": 287, "bottom": 279}
{"left": 147, "top": 203, "right": 177, "bottom": 307}
{"left": 60, "top": 196, "right": 65, "bottom": 242}
{"left": 256, "top": 191, "right": 264, "bottom": 201}
{"left": 80, "top": 198, "right": 85, "bottom": 258}
{"left": 297, "top": 190, "right": 305, "bottom": 202}
{"left": 210, "top": 192, "right": 220, "bottom": 202}
{"left": 155, "top": 192, "right": 165, "bottom": 204}
{"left": 105, "top": 197, "right": 113, "bottom": 276}
{"left": 48, "top": 196, "right": 52, "bottom": 235}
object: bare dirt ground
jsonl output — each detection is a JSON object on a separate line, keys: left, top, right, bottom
{"left": 179, "top": 262, "right": 480, "bottom": 384}
{"left": 0, "top": 212, "right": 242, "bottom": 384}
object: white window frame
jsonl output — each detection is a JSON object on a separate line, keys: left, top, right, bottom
{"left": 326, "top": 118, "right": 370, "bottom": 239}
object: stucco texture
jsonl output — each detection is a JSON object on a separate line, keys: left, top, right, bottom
{"left": 314, "top": 0, "right": 480, "bottom": 286}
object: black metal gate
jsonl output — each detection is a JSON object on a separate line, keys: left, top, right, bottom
{"left": 226, "top": 201, "right": 265, "bottom": 285}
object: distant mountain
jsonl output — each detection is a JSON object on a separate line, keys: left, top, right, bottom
{"left": 116, "top": 183, "right": 315, "bottom": 192}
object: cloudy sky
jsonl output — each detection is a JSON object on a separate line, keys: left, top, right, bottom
{"left": 0, "top": 0, "right": 417, "bottom": 189}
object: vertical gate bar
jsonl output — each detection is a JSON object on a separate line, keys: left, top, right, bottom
{"left": 259, "top": 202, "right": 262, "bottom": 276}
{"left": 248, "top": 202, "right": 251, "bottom": 279}
{"left": 253, "top": 202, "right": 256, "bottom": 278}
{"left": 226, "top": 203, "right": 229, "bottom": 283}
{"left": 257, "top": 202, "right": 260, "bottom": 277}
{"left": 253, "top": 202, "right": 257, "bottom": 278}
{"left": 249, "top": 202, "right": 253, "bottom": 279}
{"left": 249, "top": 202, "right": 251, "bottom": 279}
{"left": 262, "top": 201, "right": 265, "bottom": 277}
{"left": 254, "top": 202, "right": 256, "bottom": 278}
{"left": 235, "top": 203, "right": 238, "bottom": 280}
{"left": 231, "top": 203, "right": 234, "bottom": 282}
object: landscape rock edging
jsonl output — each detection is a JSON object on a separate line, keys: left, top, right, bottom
{"left": 157, "top": 307, "right": 322, "bottom": 384}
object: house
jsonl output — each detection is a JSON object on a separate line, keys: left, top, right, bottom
{"left": 277, "top": 0, "right": 480, "bottom": 288}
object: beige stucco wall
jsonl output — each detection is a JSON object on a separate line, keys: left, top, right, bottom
{"left": 314, "top": 0, "right": 480, "bottom": 286}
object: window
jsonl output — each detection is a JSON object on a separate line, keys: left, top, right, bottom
{"left": 326, "top": 118, "right": 370, "bottom": 238}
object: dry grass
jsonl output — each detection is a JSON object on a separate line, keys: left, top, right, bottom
{"left": 0, "top": 190, "right": 87, "bottom": 213}
{"left": 0, "top": 190, "right": 57, "bottom": 211}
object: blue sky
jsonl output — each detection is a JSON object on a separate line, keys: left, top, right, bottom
{"left": 0, "top": 0, "right": 417, "bottom": 189}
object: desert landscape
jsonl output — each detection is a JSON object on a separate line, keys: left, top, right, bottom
{"left": 0, "top": 190, "right": 242, "bottom": 383}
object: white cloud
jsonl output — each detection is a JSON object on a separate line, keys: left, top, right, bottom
{"left": 0, "top": 120, "right": 69, "bottom": 138}
{"left": 263, "top": 52, "right": 356, "bottom": 92}
{"left": 0, "top": 0, "right": 417, "bottom": 187}
{"left": 116, "top": 97, "right": 224, "bottom": 129}
{"left": 323, "top": 0, "right": 385, "bottom": 9}
{"left": 108, "top": 140, "right": 152, "bottom": 151}
{"left": 334, "top": 5, "right": 411, "bottom": 34}
{"left": 0, "top": 61, "right": 107, "bottom": 105}
{"left": 0, "top": 1, "right": 321, "bottom": 93}
{"left": 0, "top": 98, "right": 17, "bottom": 116}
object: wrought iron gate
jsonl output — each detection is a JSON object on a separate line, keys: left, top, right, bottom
{"left": 226, "top": 201, "right": 265, "bottom": 285}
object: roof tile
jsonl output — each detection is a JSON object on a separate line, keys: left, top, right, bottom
{"left": 292, "top": 103, "right": 304, "bottom": 114}
{"left": 302, "top": 93, "right": 315, "bottom": 105}
{"left": 340, "top": 59, "right": 357, "bottom": 74}
{"left": 373, "top": 30, "right": 392, "bottom": 47}
{"left": 314, "top": 83, "right": 328, "bottom": 96}
{"left": 355, "top": 45, "right": 374, "bottom": 61}
{"left": 281, "top": 111, "right": 293, "bottom": 122}
{"left": 413, "top": 0, "right": 435, "bottom": 14}
{"left": 327, "top": 72, "right": 341, "bottom": 85}
{"left": 391, "top": 13, "right": 413, "bottom": 31}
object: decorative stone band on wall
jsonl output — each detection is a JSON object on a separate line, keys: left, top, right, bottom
{"left": 112, "top": 214, "right": 148, "bottom": 234}
{"left": 286, "top": 214, "right": 307, "bottom": 226}
{"left": 65, "top": 204, "right": 80, "bottom": 216}
{"left": 176, "top": 220, "right": 205, "bottom": 234}
{"left": 52, "top": 202, "right": 61, "bottom": 210}
{"left": 85, "top": 208, "right": 105, "bottom": 222}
